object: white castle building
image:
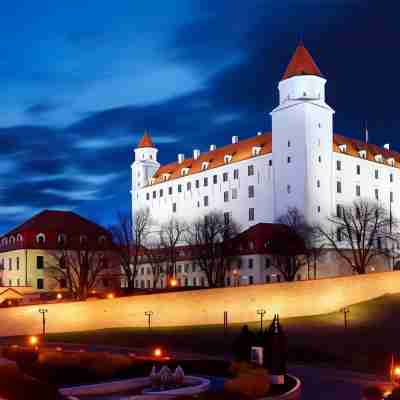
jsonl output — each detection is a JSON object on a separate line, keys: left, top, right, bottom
{"left": 129, "top": 44, "right": 396, "bottom": 288}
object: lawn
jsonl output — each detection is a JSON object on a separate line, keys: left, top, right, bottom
{"left": 7, "top": 293, "right": 400, "bottom": 376}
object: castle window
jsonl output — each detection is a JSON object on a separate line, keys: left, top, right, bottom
{"left": 181, "top": 167, "right": 189, "bottom": 176}
{"left": 390, "top": 173, "right": 394, "bottom": 183}
{"left": 224, "top": 155, "right": 232, "bottom": 164}
{"left": 287, "top": 184, "right": 291, "bottom": 194}
{"left": 268, "top": 160, "right": 272, "bottom": 166}
{"left": 248, "top": 258, "right": 254, "bottom": 268}
{"left": 224, "top": 191, "right": 229, "bottom": 202}
{"left": 318, "top": 155, "right": 322, "bottom": 163}
{"left": 388, "top": 158, "right": 395, "bottom": 166}
{"left": 152, "top": 191, "right": 156, "bottom": 199}
{"left": 224, "top": 212, "right": 230, "bottom": 225}
{"left": 336, "top": 228, "right": 342, "bottom": 242}
{"left": 204, "top": 177, "right": 208, "bottom": 187}
{"left": 374, "top": 169, "right": 379, "bottom": 179}
{"left": 201, "top": 162, "right": 209, "bottom": 171}
{"left": 57, "top": 233, "right": 67, "bottom": 246}
{"left": 317, "top": 206, "right": 321, "bottom": 213}
{"left": 375, "top": 154, "right": 383, "bottom": 163}
{"left": 249, "top": 208, "right": 255, "bottom": 221}
{"left": 168, "top": 187, "right": 172, "bottom": 195}
{"left": 375, "top": 188, "right": 379, "bottom": 200}
{"left": 339, "top": 144, "right": 347, "bottom": 152}
{"left": 232, "top": 188, "right": 238, "bottom": 199}
{"left": 213, "top": 175, "right": 217, "bottom": 184}
{"left": 80, "top": 235, "right": 88, "bottom": 245}
{"left": 358, "top": 150, "right": 367, "bottom": 159}
{"left": 287, "top": 156, "right": 291, "bottom": 164}
{"left": 317, "top": 180, "right": 320, "bottom": 188}
{"left": 336, "top": 204, "right": 342, "bottom": 218}
{"left": 233, "top": 169, "right": 239, "bottom": 179}
{"left": 336, "top": 181, "right": 342, "bottom": 193}
{"left": 336, "top": 160, "right": 341, "bottom": 171}
{"left": 223, "top": 172, "right": 228, "bottom": 182}
{"left": 146, "top": 193, "right": 150, "bottom": 200}
{"left": 178, "top": 184, "right": 182, "bottom": 193}
{"left": 288, "top": 140, "right": 291, "bottom": 147}
{"left": 186, "top": 182, "right": 191, "bottom": 191}
{"left": 158, "top": 188, "right": 163, "bottom": 197}
{"left": 248, "top": 185, "right": 255, "bottom": 198}
{"left": 356, "top": 185, "right": 361, "bottom": 197}
{"left": 356, "top": 165, "right": 361, "bottom": 175}
{"left": 172, "top": 203, "right": 177, "bottom": 213}
{"left": 195, "top": 180, "right": 199, "bottom": 188}
{"left": 37, "top": 256, "right": 44, "bottom": 269}
{"left": 204, "top": 196, "right": 209, "bottom": 207}
{"left": 390, "top": 192, "right": 394, "bottom": 203}
{"left": 248, "top": 165, "right": 254, "bottom": 176}
{"left": 17, "top": 234, "right": 23, "bottom": 242}
{"left": 252, "top": 146, "right": 261, "bottom": 156}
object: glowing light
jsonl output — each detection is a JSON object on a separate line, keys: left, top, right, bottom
{"left": 170, "top": 278, "right": 177, "bottom": 287}
{"left": 107, "top": 293, "right": 114, "bottom": 299}
{"left": 91, "top": 290, "right": 97, "bottom": 294}
{"left": 29, "top": 336, "right": 38, "bottom": 346}
{"left": 394, "top": 366, "right": 400, "bottom": 376}
{"left": 154, "top": 348, "right": 162, "bottom": 357}
{"left": 79, "top": 349, "right": 85, "bottom": 352}
{"left": 232, "top": 269, "right": 238, "bottom": 276}
{"left": 56, "top": 293, "right": 62, "bottom": 300}
{"left": 55, "top": 346, "right": 63, "bottom": 352}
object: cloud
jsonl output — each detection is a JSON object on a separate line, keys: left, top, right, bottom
{"left": 41, "top": 188, "right": 101, "bottom": 202}
{"left": 25, "top": 102, "right": 60, "bottom": 116}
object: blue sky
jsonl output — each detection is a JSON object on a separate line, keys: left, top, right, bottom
{"left": 0, "top": 1, "right": 399, "bottom": 233}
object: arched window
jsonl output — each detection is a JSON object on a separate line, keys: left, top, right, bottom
{"left": 16, "top": 234, "right": 23, "bottom": 242}
{"left": 80, "top": 235, "right": 88, "bottom": 245}
{"left": 57, "top": 233, "right": 67, "bottom": 246}
{"left": 9, "top": 236, "right": 15, "bottom": 245}
{"left": 36, "top": 233, "right": 46, "bottom": 245}
{"left": 98, "top": 236, "right": 107, "bottom": 246}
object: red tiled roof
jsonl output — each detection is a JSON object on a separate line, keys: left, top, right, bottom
{"left": 148, "top": 132, "right": 398, "bottom": 187}
{"left": 152, "top": 132, "right": 272, "bottom": 184}
{"left": 137, "top": 131, "right": 155, "bottom": 148}
{"left": 282, "top": 43, "right": 323, "bottom": 81}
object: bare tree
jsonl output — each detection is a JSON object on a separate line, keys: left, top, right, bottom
{"left": 159, "top": 218, "right": 187, "bottom": 282}
{"left": 110, "top": 209, "right": 151, "bottom": 292}
{"left": 185, "top": 211, "right": 239, "bottom": 288}
{"left": 318, "top": 200, "right": 398, "bottom": 274}
{"left": 268, "top": 208, "right": 314, "bottom": 281}
{"left": 143, "top": 240, "right": 166, "bottom": 288}
{"left": 47, "top": 241, "right": 112, "bottom": 300}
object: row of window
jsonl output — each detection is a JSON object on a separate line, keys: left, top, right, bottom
{"left": 0, "top": 233, "right": 107, "bottom": 247}
{"left": 146, "top": 166, "right": 257, "bottom": 200}
{"left": 336, "top": 160, "right": 395, "bottom": 182}
{"left": 0, "top": 256, "right": 44, "bottom": 271}
{"left": 336, "top": 181, "right": 393, "bottom": 201}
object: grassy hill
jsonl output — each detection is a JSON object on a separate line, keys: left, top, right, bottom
{"left": 7, "top": 293, "right": 400, "bottom": 375}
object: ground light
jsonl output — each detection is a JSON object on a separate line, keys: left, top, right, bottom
{"left": 107, "top": 293, "right": 114, "bottom": 299}
{"left": 56, "top": 293, "right": 63, "bottom": 300}
{"left": 153, "top": 348, "right": 163, "bottom": 357}
{"left": 170, "top": 278, "right": 177, "bottom": 287}
{"left": 29, "top": 336, "right": 38, "bottom": 346}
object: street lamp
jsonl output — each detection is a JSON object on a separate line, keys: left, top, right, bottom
{"left": 145, "top": 310, "right": 154, "bottom": 329}
{"left": 38, "top": 308, "right": 48, "bottom": 339}
{"left": 340, "top": 307, "right": 350, "bottom": 329}
{"left": 257, "top": 308, "right": 267, "bottom": 330}
{"left": 170, "top": 278, "right": 177, "bottom": 288}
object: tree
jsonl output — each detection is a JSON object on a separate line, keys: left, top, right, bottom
{"left": 269, "top": 208, "right": 315, "bottom": 281}
{"left": 159, "top": 218, "right": 187, "bottom": 282}
{"left": 110, "top": 209, "right": 151, "bottom": 291}
{"left": 318, "top": 200, "right": 398, "bottom": 274}
{"left": 143, "top": 239, "right": 166, "bottom": 289}
{"left": 47, "top": 239, "right": 112, "bottom": 300}
{"left": 185, "top": 211, "right": 239, "bottom": 287}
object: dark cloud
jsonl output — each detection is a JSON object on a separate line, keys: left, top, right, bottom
{"left": 25, "top": 102, "right": 60, "bottom": 116}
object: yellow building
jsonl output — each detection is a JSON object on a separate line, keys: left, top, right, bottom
{"left": 0, "top": 210, "right": 118, "bottom": 294}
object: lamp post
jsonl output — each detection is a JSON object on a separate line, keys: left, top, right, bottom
{"left": 340, "top": 307, "right": 350, "bottom": 329}
{"left": 257, "top": 308, "right": 267, "bottom": 330}
{"left": 145, "top": 311, "right": 154, "bottom": 329}
{"left": 38, "top": 308, "right": 48, "bottom": 339}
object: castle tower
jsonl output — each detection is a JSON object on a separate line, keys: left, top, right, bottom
{"left": 271, "top": 43, "right": 335, "bottom": 225}
{"left": 131, "top": 131, "right": 160, "bottom": 213}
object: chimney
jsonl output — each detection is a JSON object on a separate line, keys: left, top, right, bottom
{"left": 177, "top": 154, "right": 185, "bottom": 164}
{"left": 232, "top": 136, "right": 239, "bottom": 144}
{"left": 210, "top": 144, "right": 216, "bottom": 151}
{"left": 257, "top": 131, "right": 263, "bottom": 136}
{"left": 193, "top": 149, "right": 200, "bottom": 160}
{"left": 384, "top": 143, "right": 390, "bottom": 150}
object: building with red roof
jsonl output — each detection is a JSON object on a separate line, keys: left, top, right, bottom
{"left": 0, "top": 210, "right": 118, "bottom": 294}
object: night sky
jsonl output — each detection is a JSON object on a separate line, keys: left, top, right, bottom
{"left": 0, "top": 1, "right": 399, "bottom": 233}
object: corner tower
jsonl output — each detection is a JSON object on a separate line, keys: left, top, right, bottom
{"left": 271, "top": 43, "right": 335, "bottom": 225}
{"left": 131, "top": 131, "right": 160, "bottom": 213}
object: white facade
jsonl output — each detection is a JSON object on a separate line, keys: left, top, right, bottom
{"left": 131, "top": 45, "right": 400, "bottom": 237}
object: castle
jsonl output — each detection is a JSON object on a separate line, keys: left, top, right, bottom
{"left": 129, "top": 43, "right": 396, "bottom": 288}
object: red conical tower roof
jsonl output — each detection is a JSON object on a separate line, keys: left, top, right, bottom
{"left": 282, "top": 43, "right": 323, "bottom": 81}
{"left": 137, "top": 131, "right": 155, "bottom": 148}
